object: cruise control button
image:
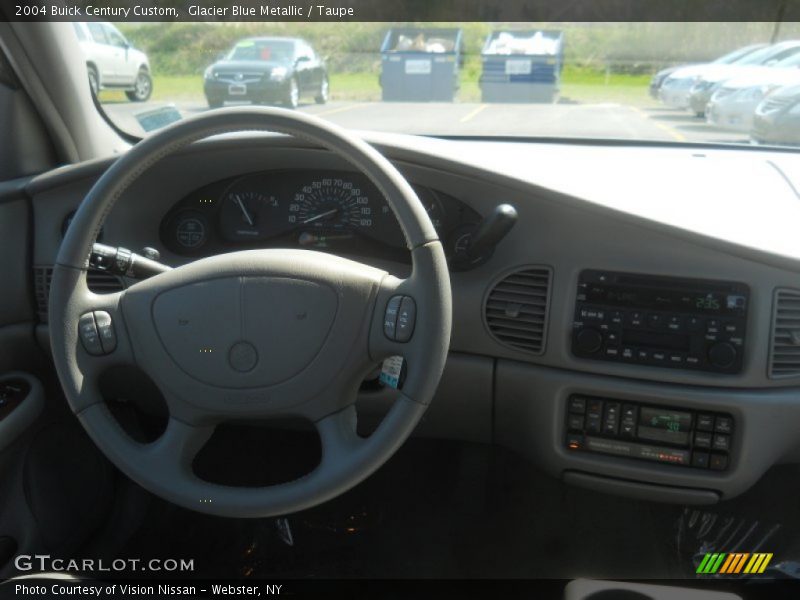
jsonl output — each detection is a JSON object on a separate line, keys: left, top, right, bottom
{"left": 93, "top": 310, "right": 117, "bottom": 354}
{"left": 383, "top": 296, "right": 402, "bottom": 340}
{"left": 395, "top": 296, "right": 416, "bottom": 342}
{"left": 78, "top": 313, "right": 103, "bottom": 356}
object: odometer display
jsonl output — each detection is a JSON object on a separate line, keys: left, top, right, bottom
{"left": 289, "top": 178, "right": 372, "bottom": 231}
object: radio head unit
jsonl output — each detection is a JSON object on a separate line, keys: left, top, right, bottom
{"left": 572, "top": 270, "right": 749, "bottom": 374}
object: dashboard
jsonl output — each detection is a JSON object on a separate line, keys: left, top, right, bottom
{"left": 159, "top": 169, "right": 482, "bottom": 263}
{"left": 12, "top": 132, "right": 800, "bottom": 507}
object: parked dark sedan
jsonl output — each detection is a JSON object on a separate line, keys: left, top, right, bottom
{"left": 203, "top": 37, "right": 329, "bottom": 108}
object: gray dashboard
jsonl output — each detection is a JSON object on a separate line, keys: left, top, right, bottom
{"left": 20, "top": 133, "right": 800, "bottom": 504}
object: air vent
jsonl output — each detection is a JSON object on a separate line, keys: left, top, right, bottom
{"left": 769, "top": 288, "right": 800, "bottom": 378}
{"left": 33, "top": 266, "right": 125, "bottom": 323}
{"left": 484, "top": 266, "right": 552, "bottom": 354}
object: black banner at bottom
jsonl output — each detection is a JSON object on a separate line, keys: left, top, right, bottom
{"left": 1, "top": 577, "right": 800, "bottom": 600}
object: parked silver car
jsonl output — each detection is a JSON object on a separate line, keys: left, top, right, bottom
{"left": 751, "top": 82, "right": 800, "bottom": 145}
{"left": 649, "top": 43, "right": 766, "bottom": 101}
{"left": 73, "top": 22, "right": 152, "bottom": 102}
{"left": 686, "top": 40, "right": 800, "bottom": 116}
{"left": 706, "top": 53, "right": 800, "bottom": 132}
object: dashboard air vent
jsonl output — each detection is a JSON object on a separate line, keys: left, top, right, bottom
{"left": 769, "top": 288, "right": 800, "bottom": 378}
{"left": 484, "top": 266, "right": 552, "bottom": 354}
{"left": 33, "top": 266, "right": 125, "bottom": 323}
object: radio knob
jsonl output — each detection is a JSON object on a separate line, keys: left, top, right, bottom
{"left": 576, "top": 328, "right": 603, "bottom": 354}
{"left": 708, "top": 342, "right": 737, "bottom": 369}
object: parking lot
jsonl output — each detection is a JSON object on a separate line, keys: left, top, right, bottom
{"left": 102, "top": 100, "right": 750, "bottom": 144}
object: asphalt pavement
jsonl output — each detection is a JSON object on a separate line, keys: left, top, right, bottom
{"left": 102, "top": 99, "right": 750, "bottom": 144}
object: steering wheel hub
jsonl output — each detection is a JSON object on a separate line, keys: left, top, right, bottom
{"left": 147, "top": 271, "right": 340, "bottom": 388}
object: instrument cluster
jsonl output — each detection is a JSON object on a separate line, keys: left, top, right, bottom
{"left": 160, "top": 169, "right": 483, "bottom": 262}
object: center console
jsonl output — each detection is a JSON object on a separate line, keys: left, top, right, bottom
{"left": 571, "top": 270, "right": 749, "bottom": 374}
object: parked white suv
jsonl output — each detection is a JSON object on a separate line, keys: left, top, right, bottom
{"left": 72, "top": 22, "right": 152, "bottom": 102}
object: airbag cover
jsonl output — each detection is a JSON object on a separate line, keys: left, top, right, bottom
{"left": 152, "top": 276, "right": 337, "bottom": 388}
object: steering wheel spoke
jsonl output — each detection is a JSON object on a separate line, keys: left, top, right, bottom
{"left": 148, "top": 417, "right": 216, "bottom": 474}
{"left": 315, "top": 405, "right": 365, "bottom": 467}
{"left": 368, "top": 242, "right": 451, "bottom": 405}
{"left": 50, "top": 265, "right": 137, "bottom": 413}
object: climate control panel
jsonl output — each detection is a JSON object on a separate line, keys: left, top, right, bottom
{"left": 564, "top": 395, "right": 733, "bottom": 471}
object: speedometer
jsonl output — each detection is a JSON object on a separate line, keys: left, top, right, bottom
{"left": 288, "top": 178, "right": 372, "bottom": 232}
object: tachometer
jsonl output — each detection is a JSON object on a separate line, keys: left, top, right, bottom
{"left": 289, "top": 178, "right": 372, "bottom": 232}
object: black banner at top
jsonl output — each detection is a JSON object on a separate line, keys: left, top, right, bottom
{"left": 3, "top": 0, "right": 800, "bottom": 22}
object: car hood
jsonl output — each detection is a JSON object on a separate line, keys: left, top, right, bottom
{"left": 722, "top": 67, "right": 800, "bottom": 90}
{"left": 209, "top": 60, "right": 286, "bottom": 74}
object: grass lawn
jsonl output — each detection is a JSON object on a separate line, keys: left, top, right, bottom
{"left": 99, "top": 68, "right": 656, "bottom": 107}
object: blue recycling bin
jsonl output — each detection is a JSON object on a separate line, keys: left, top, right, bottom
{"left": 380, "top": 28, "right": 463, "bottom": 102}
{"left": 480, "top": 30, "right": 565, "bottom": 103}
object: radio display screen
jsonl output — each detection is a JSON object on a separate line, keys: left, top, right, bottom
{"left": 585, "top": 285, "right": 747, "bottom": 316}
{"left": 637, "top": 406, "right": 693, "bottom": 446}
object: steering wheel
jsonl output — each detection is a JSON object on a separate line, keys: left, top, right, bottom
{"left": 49, "top": 107, "right": 451, "bottom": 518}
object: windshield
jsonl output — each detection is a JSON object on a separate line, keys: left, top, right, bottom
{"left": 226, "top": 39, "right": 295, "bottom": 62}
{"left": 82, "top": 21, "right": 800, "bottom": 147}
